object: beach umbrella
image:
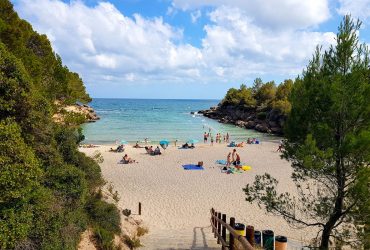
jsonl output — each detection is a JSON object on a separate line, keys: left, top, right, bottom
{"left": 159, "top": 140, "right": 170, "bottom": 145}
{"left": 120, "top": 140, "right": 128, "bottom": 145}
{"left": 187, "top": 139, "right": 199, "bottom": 144}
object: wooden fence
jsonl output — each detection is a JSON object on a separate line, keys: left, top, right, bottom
{"left": 210, "top": 208, "right": 254, "bottom": 250}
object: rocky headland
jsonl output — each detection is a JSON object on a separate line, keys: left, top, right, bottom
{"left": 198, "top": 105, "right": 285, "bottom": 135}
{"left": 53, "top": 102, "right": 100, "bottom": 124}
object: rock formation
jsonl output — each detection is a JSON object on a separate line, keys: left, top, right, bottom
{"left": 198, "top": 105, "right": 285, "bottom": 135}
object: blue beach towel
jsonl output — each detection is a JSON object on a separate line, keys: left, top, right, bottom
{"left": 216, "top": 160, "right": 227, "bottom": 165}
{"left": 182, "top": 164, "right": 204, "bottom": 170}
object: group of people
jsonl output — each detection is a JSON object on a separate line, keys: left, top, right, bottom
{"left": 203, "top": 132, "right": 230, "bottom": 145}
{"left": 145, "top": 146, "right": 162, "bottom": 155}
{"left": 181, "top": 142, "right": 195, "bottom": 149}
{"left": 226, "top": 149, "right": 241, "bottom": 167}
{"left": 246, "top": 138, "right": 259, "bottom": 144}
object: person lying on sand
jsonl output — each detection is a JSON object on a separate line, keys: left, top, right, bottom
{"left": 237, "top": 142, "right": 245, "bottom": 147}
{"left": 110, "top": 144, "right": 124, "bottom": 152}
{"left": 182, "top": 143, "right": 189, "bottom": 149}
{"left": 122, "top": 154, "right": 136, "bottom": 164}
{"left": 133, "top": 141, "right": 144, "bottom": 148}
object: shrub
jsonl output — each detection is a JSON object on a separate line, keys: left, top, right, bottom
{"left": 123, "top": 235, "right": 143, "bottom": 250}
{"left": 93, "top": 226, "right": 115, "bottom": 250}
{"left": 136, "top": 226, "right": 149, "bottom": 237}
{"left": 86, "top": 197, "right": 121, "bottom": 234}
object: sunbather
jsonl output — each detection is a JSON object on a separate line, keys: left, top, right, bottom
{"left": 154, "top": 146, "right": 162, "bottom": 155}
{"left": 122, "top": 154, "right": 136, "bottom": 164}
{"left": 133, "top": 141, "right": 144, "bottom": 148}
{"left": 110, "top": 144, "right": 124, "bottom": 152}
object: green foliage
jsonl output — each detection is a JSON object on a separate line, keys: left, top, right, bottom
{"left": 0, "top": 1, "right": 120, "bottom": 248}
{"left": 46, "top": 165, "right": 87, "bottom": 208}
{"left": 93, "top": 226, "right": 115, "bottom": 250}
{"left": 272, "top": 99, "right": 291, "bottom": 115}
{"left": 0, "top": 119, "right": 42, "bottom": 203}
{"left": 222, "top": 84, "right": 256, "bottom": 107}
{"left": 245, "top": 16, "right": 370, "bottom": 249}
{"left": 254, "top": 81, "right": 276, "bottom": 106}
{"left": 123, "top": 235, "right": 143, "bottom": 250}
{"left": 0, "top": 1, "right": 91, "bottom": 104}
{"left": 221, "top": 78, "right": 292, "bottom": 115}
{"left": 86, "top": 196, "right": 121, "bottom": 235}
{"left": 63, "top": 111, "right": 88, "bottom": 126}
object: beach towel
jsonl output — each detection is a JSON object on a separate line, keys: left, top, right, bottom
{"left": 216, "top": 159, "right": 227, "bottom": 165}
{"left": 182, "top": 164, "right": 204, "bottom": 170}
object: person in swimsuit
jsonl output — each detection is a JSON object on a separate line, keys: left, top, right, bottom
{"left": 233, "top": 152, "right": 241, "bottom": 166}
{"left": 122, "top": 154, "right": 136, "bottom": 163}
{"left": 204, "top": 132, "right": 208, "bottom": 143}
{"left": 226, "top": 152, "right": 232, "bottom": 167}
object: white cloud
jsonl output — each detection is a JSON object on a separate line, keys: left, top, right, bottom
{"left": 190, "top": 10, "right": 201, "bottom": 23}
{"left": 337, "top": 0, "right": 370, "bottom": 22}
{"left": 13, "top": 0, "right": 337, "bottom": 89}
{"left": 171, "top": 0, "right": 331, "bottom": 29}
{"left": 201, "top": 6, "right": 336, "bottom": 78}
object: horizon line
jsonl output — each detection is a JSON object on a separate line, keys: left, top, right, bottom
{"left": 90, "top": 97, "right": 222, "bottom": 101}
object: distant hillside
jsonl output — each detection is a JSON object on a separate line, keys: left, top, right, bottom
{"left": 200, "top": 78, "right": 293, "bottom": 135}
{"left": 0, "top": 1, "right": 120, "bottom": 249}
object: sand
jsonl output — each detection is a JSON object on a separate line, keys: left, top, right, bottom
{"left": 80, "top": 140, "right": 314, "bottom": 249}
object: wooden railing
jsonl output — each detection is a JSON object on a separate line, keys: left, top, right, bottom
{"left": 210, "top": 208, "right": 254, "bottom": 250}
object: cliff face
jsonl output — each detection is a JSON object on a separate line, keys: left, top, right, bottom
{"left": 199, "top": 105, "right": 285, "bottom": 135}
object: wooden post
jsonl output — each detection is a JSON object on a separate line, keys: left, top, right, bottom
{"left": 222, "top": 214, "right": 227, "bottom": 249}
{"left": 217, "top": 213, "right": 221, "bottom": 244}
{"left": 138, "top": 202, "right": 141, "bottom": 215}
{"left": 229, "top": 217, "right": 235, "bottom": 250}
{"left": 211, "top": 208, "right": 214, "bottom": 233}
{"left": 214, "top": 212, "right": 218, "bottom": 238}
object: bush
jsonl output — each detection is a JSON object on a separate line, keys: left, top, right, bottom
{"left": 272, "top": 99, "right": 291, "bottom": 115}
{"left": 136, "top": 226, "right": 149, "bottom": 237}
{"left": 86, "top": 196, "right": 121, "bottom": 234}
{"left": 93, "top": 226, "right": 115, "bottom": 250}
{"left": 123, "top": 235, "right": 143, "bottom": 250}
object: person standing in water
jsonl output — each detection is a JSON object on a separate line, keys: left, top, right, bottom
{"left": 226, "top": 133, "right": 229, "bottom": 143}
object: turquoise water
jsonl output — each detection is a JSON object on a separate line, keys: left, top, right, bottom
{"left": 81, "top": 99, "right": 269, "bottom": 144}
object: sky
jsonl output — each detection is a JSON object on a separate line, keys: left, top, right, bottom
{"left": 11, "top": 0, "right": 370, "bottom": 99}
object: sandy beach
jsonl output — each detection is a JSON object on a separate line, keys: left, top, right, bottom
{"left": 80, "top": 140, "right": 314, "bottom": 249}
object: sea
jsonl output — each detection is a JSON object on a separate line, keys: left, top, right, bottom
{"left": 81, "top": 98, "right": 272, "bottom": 144}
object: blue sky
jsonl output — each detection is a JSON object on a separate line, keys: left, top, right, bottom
{"left": 12, "top": 0, "right": 370, "bottom": 99}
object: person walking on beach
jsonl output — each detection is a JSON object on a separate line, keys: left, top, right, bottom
{"left": 211, "top": 134, "right": 214, "bottom": 146}
{"left": 204, "top": 132, "right": 208, "bottom": 143}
